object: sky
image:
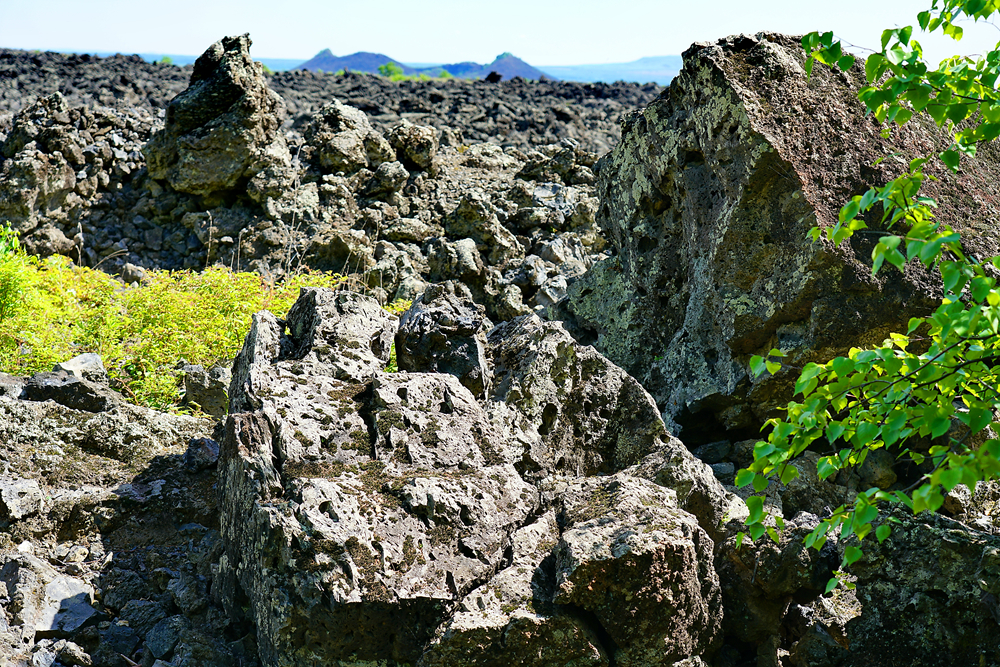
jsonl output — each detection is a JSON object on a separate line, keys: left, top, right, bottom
{"left": 1, "top": 0, "right": 999, "bottom": 66}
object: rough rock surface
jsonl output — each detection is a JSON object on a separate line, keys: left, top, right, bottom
{"left": 837, "top": 510, "right": 1000, "bottom": 666}
{"left": 0, "top": 42, "right": 614, "bottom": 327}
{"left": 395, "top": 281, "right": 493, "bottom": 398}
{"left": 6, "top": 28, "right": 1000, "bottom": 667}
{"left": 144, "top": 34, "right": 289, "bottom": 197}
{"left": 566, "top": 32, "right": 1000, "bottom": 438}
{"left": 217, "top": 286, "right": 726, "bottom": 666}
{"left": 553, "top": 474, "right": 722, "bottom": 666}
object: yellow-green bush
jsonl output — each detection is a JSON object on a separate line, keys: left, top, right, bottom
{"left": 0, "top": 253, "right": 345, "bottom": 411}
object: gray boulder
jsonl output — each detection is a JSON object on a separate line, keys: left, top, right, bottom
{"left": 23, "top": 371, "right": 119, "bottom": 413}
{"left": 144, "top": 34, "right": 289, "bottom": 197}
{"left": 0, "top": 478, "right": 44, "bottom": 521}
{"left": 219, "top": 287, "right": 535, "bottom": 667}
{"left": 419, "top": 511, "right": 608, "bottom": 667}
{"left": 181, "top": 361, "right": 231, "bottom": 417}
{"left": 838, "top": 510, "right": 1000, "bottom": 666}
{"left": 486, "top": 314, "right": 667, "bottom": 479}
{"left": 387, "top": 121, "right": 439, "bottom": 172}
{"left": 554, "top": 473, "right": 722, "bottom": 665}
{"left": 302, "top": 99, "right": 394, "bottom": 175}
{"left": 396, "top": 282, "right": 493, "bottom": 398}
{"left": 444, "top": 192, "right": 523, "bottom": 267}
{"left": 52, "top": 354, "right": 107, "bottom": 385}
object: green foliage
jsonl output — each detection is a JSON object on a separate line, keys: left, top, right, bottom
{"left": 158, "top": 55, "right": 173, "bottom": 65}
{"left": 740, "top": 0, "right": 1000, "bottom": 585}
{"left": 381, "top": 298, "right": 411, "bottom": 374}
{"left": 0, "top": 223, "right": 29, "bottom": 321}
{"left": 378, "top": 61, "right": 406, "bottom": 81}
{"left": 438, "top": 70, "right": 454, "bottom": 79}
{"left": 0, "top": 258, "right": 345, "bottom": 411}
{"left": 260, "top": 62, "right": 273, "bottom": 74}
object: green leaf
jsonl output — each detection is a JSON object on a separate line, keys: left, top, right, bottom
{"left": 843, "top": 545, "right": 864, "bottom": 566}
{"left": 876, "top": 524, "right": 891, "bottom": 543}
{"left": 735, "top": 469, "right": 755, "bottom": 487}
{"left": 941, "top": 149, "right": 962, "bottom": 171}
{"left": 837, "top": 54, "right": 856, "bottom": 71}
{"left": 735, "top": 531, "right": 746, "bottom": 549}
{"left": 831, "top": 357, "right": 855, "bottom": 377}
{"left": 825, "top": 577, "right": 840, "bottom": 594}
{"left": 780, "top": 465, "right": 800, "bottom": 485}
{"left": 865, "top": 53, "right": 886, "bottom": 82}
{"left": 745, "top": 495, "right": 764, "bottom": 523}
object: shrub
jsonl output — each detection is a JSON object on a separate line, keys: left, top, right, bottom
{"left": 0, "top": 223, "right": 28, "bottom": 321}
{"left": 0, "top": 258, "right": 347, "bottom": 410}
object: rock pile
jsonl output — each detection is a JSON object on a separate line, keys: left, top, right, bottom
{"left": 0, "top": 36, "right": 612, "bottom": 327}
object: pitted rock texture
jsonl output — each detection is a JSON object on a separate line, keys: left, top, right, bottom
{"left": 218, "top": 286, "right": 727, "bottom": 667}
{"left": 0, "top": 43, "right": 613, "bottom": 329}
{"left": 487, "top": 313, "right": 674, "bottom": 479}
{"left": 566, "top": 31, "right": 1000, "bottom": 439}
{"left": 554, "top": 474, "right": 722, "bottom": 666}
{"left": 144, "top": 34, "right": 289, "bottom": 197}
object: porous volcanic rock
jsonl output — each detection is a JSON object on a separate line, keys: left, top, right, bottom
{"left": 835, "top": 510, "right": 1000, "bottom": 666}
{"left": 566, "top": 32, "right": 1000, "bottom": 438}
{"left": 217, "top": 286, "right": 730, "bottom": 666}
{"left": 144, "top": 34, "right": 289, "bottom": 197}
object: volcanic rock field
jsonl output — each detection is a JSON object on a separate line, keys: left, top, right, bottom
{"left": 2, "top": 31, "right": 1000, "bottom": 667}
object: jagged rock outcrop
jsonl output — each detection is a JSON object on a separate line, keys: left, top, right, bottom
{"left": 217, "top": 286, "right": 730, "bottom": 666}
{"left": 566, "top": 32, "right": 1000, "bottom": 438}
{"left": 834, "top": 510, "right": 1000, "bottom": 666}
{"left": 144, "top": 34, "right": 289, "bottom": 198}
{"left": 301, "top": 99, "right": 394, "bottom": 175}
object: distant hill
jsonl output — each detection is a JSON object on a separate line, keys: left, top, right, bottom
{"left": 537, "top": 56, "right": 683, "bottom": 85}
{"left": 298, "top": 49, "right": 419, "bottom": 75}
{"left": 101, "top": 53, "right": 304, "bottom": 71}
{"left": 454, "top": 53, "right": 552, "bottom": 80}
{"left": 295, "top": 49, "right": 554, "bottom": 80}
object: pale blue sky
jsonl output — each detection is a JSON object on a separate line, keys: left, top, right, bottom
{"left": 1, "top": 0, "right": 998, "bottom": 66}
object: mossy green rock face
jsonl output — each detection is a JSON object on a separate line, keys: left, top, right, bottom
{"left": 568, "top": 32, "right": 1000, "bottom": 437}
{"left": 838, "top": 511, "right": 1000, "bottom": 666}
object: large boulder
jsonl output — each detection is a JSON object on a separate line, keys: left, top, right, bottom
{"left": 553, "top": 474, "right": 723, "bottom": 666}
{"left": 144, "top": 34, "right": 289, "bottom": 197}
{"left": 566, "top": 32, "right": 1000, "bottom": 437}
{"left": 219, "top": 286, "right": 734, "bottom": 667}
{"left": 0, "top": 93, "right": 79, "bottom": 234}
{"left": 487, "top": 314, "right": 674, "bottom": 478}
{"left": 218, "top": 287, "right": 537, "bottom": 666}
{"left": 301, "top": 99, "right": 394, "bottom": 175}
{"left": 418, "top": 511, "right": 609, "bottom": 667}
